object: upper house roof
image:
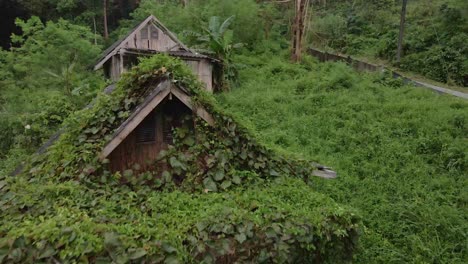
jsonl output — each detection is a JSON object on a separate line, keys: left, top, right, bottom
{"left": 94, "top": 15, "right": 211, "bottom": 71}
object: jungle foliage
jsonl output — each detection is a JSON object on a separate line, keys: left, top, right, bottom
{"left": 218, "top": 52, "right": 468, "bottom": 263}
{"left": 0, "top": 0, "right": 467, "bottom": 263}
{"left": 310, "top": 0, "right": 468, "bottom": 86}
{"left": 0, "top": 55, "right": 361, "bottom": 263}
{"left": 0, "top": 17, "right": 103, "bottom": 170}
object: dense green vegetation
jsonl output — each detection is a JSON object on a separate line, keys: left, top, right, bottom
{"left": 311, "top": 0, "right": 468, "bottom": 86}
{"left": 218, "top": 52, "right": 467, "bottom": 262}
{"left": 0, "top": 55, "right": 360, "bottom": 263}
{"left": 1, "top": 0, "right": 467, "bottom": 262}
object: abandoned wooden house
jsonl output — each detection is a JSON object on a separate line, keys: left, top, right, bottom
{"left": 100, "top": 79, "right": 214, "bottom": 173}
{"left": 94, "top": 15, "right": 217, "bottom": 92}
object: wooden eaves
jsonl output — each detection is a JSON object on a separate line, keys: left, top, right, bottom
{"left": 99, "top": 79, "right": 214, "bottom": 160}
{"left": 94, "top": 15, "right": 190, "bottom": 71}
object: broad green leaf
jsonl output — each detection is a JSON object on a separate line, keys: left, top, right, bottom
{"left": 214, "top": 170, "right": 225, "bottom": 181}
{"left": 203, "top": 177, "right": 218, "bottom": 192}
{"left": 235, "top": 233, "right": 247, "bottom": 244}
{"left": 129, "top": 248, "right": 147, "bottom": 260}
{"left": 232, "top": 175, "right": 241, "bottom": 185}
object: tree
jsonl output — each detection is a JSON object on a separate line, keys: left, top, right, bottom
{"left": 291, "top": 0, "right": 310, "bottom": 62}
{"left": 396, "top": 0, "right": 408, "bottom": 63}
{"left": 103, "top": 0, "right": 109, "bottom": 39}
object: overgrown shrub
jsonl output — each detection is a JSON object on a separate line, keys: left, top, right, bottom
{"left": 218, "top": 55, "right": 468, "bottom": 262}
{"left": 0, "top": 55, "right": 361, "bottom": 263}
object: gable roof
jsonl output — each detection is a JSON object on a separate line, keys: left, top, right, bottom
{"left": 94, "top": 15, "right": 190, "bottom": 71}
{"left": 12, "top": 54, "right": 336, "bottom": 179}
{"left": 99, "top": 79, "right": 214, "bottom": 160}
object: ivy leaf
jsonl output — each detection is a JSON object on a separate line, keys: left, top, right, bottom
{"left": 164, "top": 255, "right": 180, "bottom": 264}
{"left": 169, "top": 157, "right": 186, "bottom": 170}
{"left": 240, "top": 151, "right": 247, "bottom": 160}
{"left": 129, "top": 248, "right": 147, "bottom": 260}
{"left": 214, "top": 171, "right": 225, "bottom": 181}
{"left": 162, "top": 171, "right": 172, "bottom": 182}
{"left": 220, "top": 180, "right": 232, "bottom": 190}
{"left": 0, "top": 249, "right": 7, "bottom": 262}
{"left": 91, "top": 127, "right": 100, "bottom": 134}
{"left": 203, "top": 177, "right": 218, "bottom": 192}
{"left": 123, "top": 170, "right": 133, "bottom": 178}
{"left": 269, "top": 170, "right": 280, "bottom": 177}
{"left": 161, "top": 243, "right": 177, "bottom": 254}
{"left": 104, "top": 232, "right": 121, "bottom": 248}
{"left": 232, "top": 175, "right": 241, "bottom": 185}
{"left": 196, "top": 222, "right": 207, "bottom": 232}
{"left": 235, "top": 233, "right": 247, "bottom": 244}
{"left": 0, "top": 181, "right": 6, "bottom": 190}
{"left": 38, "top": 246, "right": 56, "bottom": 259}
{"left": 183, "top": 136, "right": 195, "bottom": 146}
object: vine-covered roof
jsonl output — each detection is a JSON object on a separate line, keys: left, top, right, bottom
{"left": 1, "top": 55, "right": 359, "bottom": 263}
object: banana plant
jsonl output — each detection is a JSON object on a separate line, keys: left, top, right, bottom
{"left": 185, "top": 16, "right": 243, "bottom": 89}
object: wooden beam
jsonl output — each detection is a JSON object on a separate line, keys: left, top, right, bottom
{"left": 170, "top": 84, "right": 215, "bottom": 126}
{"left": 95, "top": 15, "right": 190, "bottom": 70}
{"left": 311, "top": 163, "right": 337, "bottom": 179}
{"left": 100, "top": 81, "right": 171, "bottom": 159}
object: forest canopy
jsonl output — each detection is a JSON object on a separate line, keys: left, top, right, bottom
{"left": 0, "top": 0, "right": 467, "bottom": 263}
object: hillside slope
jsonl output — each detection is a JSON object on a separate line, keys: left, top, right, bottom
{"left": 218, "top": 53, "right": 468, "bottom": 263}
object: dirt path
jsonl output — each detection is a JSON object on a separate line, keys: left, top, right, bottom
{"left": 411, "top": 80, "right": 468, "bottom": 99}
{"left": 308, "top": 48, "right": 468, "bottom": 100}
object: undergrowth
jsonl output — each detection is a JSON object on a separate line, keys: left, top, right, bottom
{"left": 218, "top": 53, "right": 468, "bottom": 263}
{"left": 0, "top": 55, "right": 361, "bottom": 263}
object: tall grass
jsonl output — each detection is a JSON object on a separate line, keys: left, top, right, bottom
{"left": 217, "top": 53, "right": 467, "bottom": 263}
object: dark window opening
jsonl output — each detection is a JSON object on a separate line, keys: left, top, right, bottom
{"left": 161, "top": 98, "right": 194, "bottom": 145}
{"left": 140, "top": 26, "right": 149, "bottom": 40}
{"left": 150, "top": 25, "right": 159, "bottom": 39}
{"left": 136, "top": 114, "right": 156, "bottom": 143}
{"left": 163, "top": 119, "right": 174, "bottom": 144}
{"left": 123, "top": 54, "right": 139, "bottom": 70}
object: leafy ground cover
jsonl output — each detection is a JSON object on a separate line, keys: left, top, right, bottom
{"left": 0, "top": 176, "right": 359, "bottom": 263}
{"left": 0, "top": 55, "right": 360, "bottom": 263}
{"left": 311, "top": 0, "right": 468, "bottom": 87}
{"left": 217, "top": 52, "right": 468, "bottom": 263}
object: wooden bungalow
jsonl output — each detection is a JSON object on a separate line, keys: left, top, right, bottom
{"left": 94, "top": 15, "right": 217, "bottom": 92}
{"left": 100, "top": 79, "right": 214, "bottom": 173}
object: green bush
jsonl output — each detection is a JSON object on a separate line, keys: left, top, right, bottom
{"left": 218, "top": 55, "right": 468, "bottom": 262}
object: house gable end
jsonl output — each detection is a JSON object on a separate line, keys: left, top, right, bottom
{"left": 100, "top": 80, "right": 214, "bottom": 160}
{"left": 94, "top": 15, "right": 189, "bottom": 71}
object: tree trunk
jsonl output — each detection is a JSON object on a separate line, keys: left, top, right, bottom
{"left": 103, "top": 0, "right": 109, "bottom": 39}
{"left": 291, "top": 0, "right": 310, "bottom": 62}
{"left": 181, "top": 0, "right": 189, "bottom": 7}
{"left": 396, "top": 0, "right": 408, "bottom": 63}
{"left": 93, "top": 16, "right": 97, "bottom": 45}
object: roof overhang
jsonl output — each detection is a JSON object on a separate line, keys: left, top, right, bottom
{"left": 94, "top": 15, "right": 191, "bottom": 71}
{"left": 99, "top": 80, "right": 214, "bottom": 160}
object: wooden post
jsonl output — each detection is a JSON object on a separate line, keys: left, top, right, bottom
{"left": 103, "top": 0, "right": 109, "bottom": 39}
{"left": 396, "top": 0, "right": 408, "bottom": 64}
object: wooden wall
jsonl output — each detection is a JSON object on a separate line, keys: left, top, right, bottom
{"left": 122, "top": 23, "right": 178, "bottom": 51}
{"left": 108, "top": 110, "right": 165, "bottom": 173}
{"left": 183, "top": 59, "right": 213, "bottom": 92}
{"left": 105, "top": 54, "right": 213, "bottom": 91}
{"left": 108, "top": 98, "right": 194, "bottom": 173}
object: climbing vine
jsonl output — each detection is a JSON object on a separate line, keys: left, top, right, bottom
{"left": 0, "top": 55, "right": 361, "bottom": 263}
